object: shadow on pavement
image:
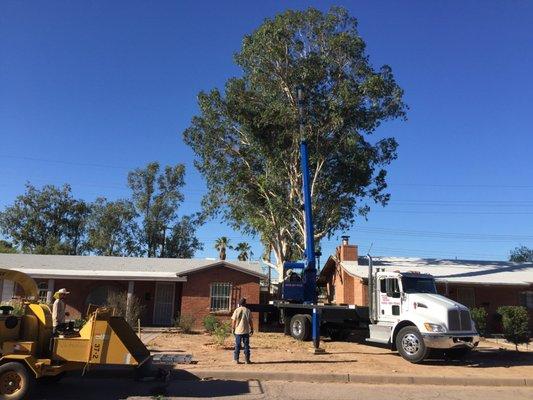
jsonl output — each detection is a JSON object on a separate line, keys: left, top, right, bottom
{"left": 34, "top": 370, "right": 262, "bottom": 399}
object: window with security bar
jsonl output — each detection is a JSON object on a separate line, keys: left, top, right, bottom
{"left": 37, "top": 282, "right": 48, "bottom": 303}
{"left": 210, "top": 282, "right": 232, "bottom": 311}
{"left": 520, "top": 291, "right": 533, "bottom": 309}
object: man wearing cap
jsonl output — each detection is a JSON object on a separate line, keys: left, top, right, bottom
{"left": 231, "top": 298, "right": 254, "bottom": 364}
{"left": 52, "top": 288, "right": 70, "bottom": 334}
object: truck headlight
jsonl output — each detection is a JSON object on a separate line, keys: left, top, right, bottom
{"left": 424, "top": 323, "right": 446, "bottom": 333}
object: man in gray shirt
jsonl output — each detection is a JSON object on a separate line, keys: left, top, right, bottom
{"left": 231, "top": 298, "right": 254, "bottom": 364}
{"left": 52, "top": 288, "right": 70, "bottom": 334}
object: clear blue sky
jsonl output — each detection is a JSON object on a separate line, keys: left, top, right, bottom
{"left": 1, "top": 1, "right": 532, "bottom": 263}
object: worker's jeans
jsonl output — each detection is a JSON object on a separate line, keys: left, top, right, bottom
{"left": 234, "top": 334, "right": 250, "bottom": 361}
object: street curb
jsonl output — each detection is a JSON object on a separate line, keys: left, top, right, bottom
{"left": 177, "top": 369, "right": 531, "bottom": 387}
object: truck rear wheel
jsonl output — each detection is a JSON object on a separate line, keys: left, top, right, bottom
{"left": 0, "top": 362, "right": 35, "bottom": 400}
{"left": 290, "top": 314, "right": 311, "bottom": 341}
{"left": 395, "top": 326, "right": 428, "bottom": 363}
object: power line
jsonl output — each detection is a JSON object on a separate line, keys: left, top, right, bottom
{"left": 394, "top": 183, "right": 533, "bottom": 189}
{"left": 392, "top": 200, "right": 533, "bottom": 206}
{"left": 0, "top": 155, "right": 131, "bottom": 170}
{"left": 375, "top": 210, "right": 533, "bottom": 215}
{"left": 1, "top": 154, "right": 532, "bottom": 189}
{"left": 352, "top": 226, "right": 533, "bottom": 240}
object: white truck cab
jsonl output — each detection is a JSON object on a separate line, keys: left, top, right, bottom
{"left": 367, "top": 270, "right": 480, "bottom": 363}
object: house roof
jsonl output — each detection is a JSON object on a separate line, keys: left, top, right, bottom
{"left": 0, "top": 254, "right": 267, "bottom": 282}
{"left": 333, "top": 257, "right": 533, "bottom": 286}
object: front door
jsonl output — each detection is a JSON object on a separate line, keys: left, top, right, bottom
{"left": 153, "top": 282, "right": 175, "bottom": 326}
{"left": 378, "top": 277, "right": 402, "bottom": 322}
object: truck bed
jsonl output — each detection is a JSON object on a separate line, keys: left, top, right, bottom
{"left": 248, "top": 301, "right": 370, "bottom": 324}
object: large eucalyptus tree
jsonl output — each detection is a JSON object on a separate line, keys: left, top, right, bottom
{"left": 184, "top": 7, "right": 406, "bottom": 275}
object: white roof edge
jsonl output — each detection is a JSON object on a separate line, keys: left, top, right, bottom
{"left": 7, "top": 268, "right": 188, "bottom": 282}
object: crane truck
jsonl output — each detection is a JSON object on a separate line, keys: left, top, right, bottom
{"left": 251, "top": 89, "right": 480, "bottom": 363}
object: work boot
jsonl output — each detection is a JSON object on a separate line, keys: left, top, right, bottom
{"left": 245, "top": 359, "right": 252, "bottom": 364}
{"left": 233, "top": 359, "right": 241, "bottom": 365}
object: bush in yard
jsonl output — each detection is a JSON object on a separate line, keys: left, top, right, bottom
{"left": 2, "top": 301, "right": 24, "bottom": 317}
{"left": 203, "top": 314, "right": 220, "bottom": 333}
{"left": 176, "top": 314, "right": 196, "bottom": 333}
{"left": 106, "top": 291, "right": 145, "bottom": 327}
{"left": 471, "top": 307, "right": 488, "bottom": 336}
{"left": 497, "top": 306, "right": 530, "bottom": 350}
{"left": 73, "top": 318, "right": 86, "bottom": 330}
{"left": 213, "top": 321, "right": 231, "bottom": 346}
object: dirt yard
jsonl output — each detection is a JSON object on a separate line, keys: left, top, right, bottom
{"left": 148, "top": 331, "right": 533, "bottom": 379}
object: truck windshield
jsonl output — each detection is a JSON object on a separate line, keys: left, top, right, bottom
{"left": 401, "top": 277, "right": 437, "bottom": 294}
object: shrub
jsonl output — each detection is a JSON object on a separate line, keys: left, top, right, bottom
{"left": 73, "top": 318, "right": 86, "bottom": 330}
{"left": 497, "top": 306, "right": 530, "bottom": 350}
{"left": 213, "top": 321, "right": 231, "bottom": 346}
{"left": 203, "top": 314, "right": 220, "bottom": 333}
{"left": 176, "top": 314, "right": 196, "bottom": 333}
{"left": 1, "top": 301, "right": 24, "bottom": 317}
{"left": 471, "top": 307, "right": 488, "bottom": 336}
{"left": 106, "top": 291, "right": 145, "bottom": 327}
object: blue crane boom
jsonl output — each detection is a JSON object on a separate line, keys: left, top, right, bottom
{"left": 300, "top": 140, "right": 317, "bottom": 304}
{"left": 279, "top": 86, "right": 322, "bottom": 349}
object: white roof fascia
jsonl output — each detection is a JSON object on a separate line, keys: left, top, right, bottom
{"left": 9, "top": 268, "right": 187, "bottom": 282}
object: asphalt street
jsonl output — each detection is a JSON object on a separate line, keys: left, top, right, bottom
{"left": 34, "top": 377, "right": 533, "bottom": 400}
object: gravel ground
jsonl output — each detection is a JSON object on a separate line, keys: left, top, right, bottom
{"left": 148, "top": 332, "right": 533, "bottom": 379}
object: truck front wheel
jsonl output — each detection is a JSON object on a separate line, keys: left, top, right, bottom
{"left": 0, "top": 362, "right": 35, "bottom": 400}
{"left": 290, "top": 314, "right": 311, "bottom": 341}
{"left": 396, "top": 326, "right": 429, "bottom": 363}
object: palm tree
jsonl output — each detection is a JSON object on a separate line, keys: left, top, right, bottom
{"left": 214, "top": 236, "right": 231, "bottom": 260}
{"left": 235, "top": 242, "right": 251, "bottom": 261}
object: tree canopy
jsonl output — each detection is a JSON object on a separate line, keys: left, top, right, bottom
{"left": 0, "top": 240, "right": 17, "bottom": 254}
{"left": 235, "top": 242, "right": 252, "bottom": 261}
{"left": 0, "top": 164, "right": 203, "bottom": 258}
{"left": 86, "top": 197, "right": 140, "bottom": 256}
{"left": 184, "top": 7, "right": 406, "bottom": 273}
{"left": 0, "top": 184, "right": 89, "bottom": 255}
{"left": 127, "top": 162, "right": 203, "bottom": 258}
{"left": 509, "top": 246, "right": 533, "bottom": 263}
{"left": 214, "top": 236, "right": 231, "bottom": 260}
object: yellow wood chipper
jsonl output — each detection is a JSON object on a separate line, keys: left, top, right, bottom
{"left": 0, "top": 268, "right": 153, "bottom": 400}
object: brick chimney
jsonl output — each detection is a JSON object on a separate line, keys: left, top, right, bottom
{"left": 339, "top": 235, "right": 358, "bottom": 262}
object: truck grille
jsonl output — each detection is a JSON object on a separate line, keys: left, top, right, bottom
{"left": 448, "top": 309, "right": 471, "bottom": 331}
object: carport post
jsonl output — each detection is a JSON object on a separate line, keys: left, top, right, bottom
{"left": 46, "top": 278, "right": 55, "bottom": 303}
{"left": 126, "top": 280, "right": 134, "bottom": 321}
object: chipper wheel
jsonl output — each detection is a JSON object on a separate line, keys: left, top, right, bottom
{"left": 0, "top": 362, "right": 35, "bottom": 400}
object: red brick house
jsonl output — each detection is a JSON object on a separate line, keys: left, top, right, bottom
{"left": 319, "top": 239, "right": 533, "bottom": 333}
{"left": 0, "top": 254, "right": 266, "bottom": 327}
